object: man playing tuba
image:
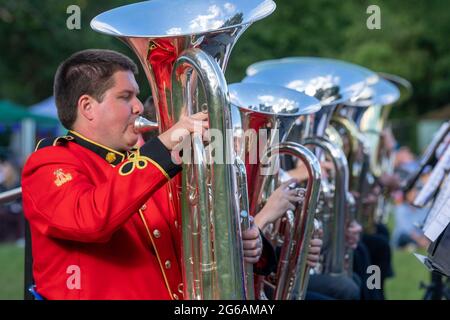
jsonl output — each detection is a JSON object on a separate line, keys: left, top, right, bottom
{"left": 22, "top": 49, "right": 267, "bottom": 300}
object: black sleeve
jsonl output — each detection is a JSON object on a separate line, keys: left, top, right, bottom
{"left": 140, "top": 137, "right": 182, "bottom": 178}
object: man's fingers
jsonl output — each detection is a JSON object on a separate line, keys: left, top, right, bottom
{"left": 308, "top": 246, "right": 321, "bottom": 255}
{"left": 244, "top": 257, "right": 259, "bottom": 264}
{"left": 321, "top": 161, "right": 334, "bottom": 171}
{"left": 242, "top": 239, "right": 260, "bottom": 250}
{"left": 286, "top": 202, "right": 296, "bottom": 212}
{"left": 203, "top": 129, "right": 212, "bottom": 143}
{"left": 243, "top": 247, "right": 262, "bottom": 258}
{"left": 190, "top": 111, "right": 209, "bottom": 121}
{"left": 286, "top": 195, "right": 303, "bottom": 203}
{"left": 307, "top": 254, "right": 320, "bottom": 263}
{"left": 190, "top": 119, "right": 209, "bottom": 132}
{"left": 242, "top": 226, "right": 260, "bottom": 240}
{"left": 286, "top": 189, "right": 299, "bottom": 196}
{"left": 279, "top": 178, "right": 298, "bottom": 189}
{"left": 309, "top": 238, "right": 323, "bottom": 247}
{"left": 182, "top": 112, "right": 209, "bottom": 133}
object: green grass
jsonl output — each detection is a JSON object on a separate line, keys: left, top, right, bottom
{"left": 0, "top": 242, "right": 432, "bottom": 300}
{"left": 0, "top": 242, "right": 24, "bottom": 300}
{"left": 383, "top": 211, "right": 431, "bottom": 300}
{"left": 385, "top": 248, "right": 430, "bottom": 300}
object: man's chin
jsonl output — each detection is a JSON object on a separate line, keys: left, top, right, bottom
{"left": 127, "top": 136, "right": 140, "bottom": 149}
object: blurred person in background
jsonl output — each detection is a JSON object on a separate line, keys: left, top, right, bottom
{"left": 0, "top": 155, "right": 23, "bottom": 242}
{"left": 392, "top": 147, "right": 430, "bottom": 250}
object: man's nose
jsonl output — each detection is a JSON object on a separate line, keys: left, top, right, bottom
{"left": 133, "top": 98, "right": 144, "bottom": 115}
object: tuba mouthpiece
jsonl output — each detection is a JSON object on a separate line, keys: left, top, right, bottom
{"left": 134, "top": 116, "right": 159, "bottom": 133}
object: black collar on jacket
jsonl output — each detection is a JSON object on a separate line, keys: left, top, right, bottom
{"left": 67, "top": 131, "right": 126, "bottom": 166}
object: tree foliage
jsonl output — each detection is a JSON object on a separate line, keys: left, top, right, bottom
{"left": 1, "top": 0, "right": 449, "bottom": 120}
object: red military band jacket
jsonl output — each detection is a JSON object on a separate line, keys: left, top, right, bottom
{"left": 22, "top": 131, "right": 183, "bottom": 300}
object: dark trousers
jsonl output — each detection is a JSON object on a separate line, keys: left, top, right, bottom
{"left": 353, "top": 223, "right": 394, "bottom": 300}
{"left": 307, "top": 273, "right": 361, "bottom": 300}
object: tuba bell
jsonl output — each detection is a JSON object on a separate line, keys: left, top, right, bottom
{"left": 91, "top": 0, "right": 276, "bottom": 300}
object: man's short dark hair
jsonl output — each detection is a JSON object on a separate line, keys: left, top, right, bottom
{"left": 54, "top": 49, "right": 138, "bottom": 129}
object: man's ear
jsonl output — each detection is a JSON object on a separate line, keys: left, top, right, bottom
{"left": 77, "top": 94, "right": 96, "bottom": 121}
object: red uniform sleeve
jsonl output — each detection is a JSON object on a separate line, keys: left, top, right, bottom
{"left": 22, "top": 137, "right": 180, "bottom": 243}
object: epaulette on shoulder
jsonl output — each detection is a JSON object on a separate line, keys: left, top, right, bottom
{"left": 34, "top": 135, "right": 74, "bottom": 151}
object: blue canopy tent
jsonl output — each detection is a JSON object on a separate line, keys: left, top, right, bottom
{"left": 29, "top": 96, "right": 58, "bottom": 120}
{"left": 29, "top": 96, "right": 65, "bottom": 135}
{"left": 0, "top": 100, "right": 59, "bottom": 126}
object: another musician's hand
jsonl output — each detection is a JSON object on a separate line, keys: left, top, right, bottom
{"left": 242, "top": 223, "right": 263, "bottom": 264}
{"left": 307, "top": 237, "right": 323, "bottom": 268}
{"left": 287, "top": 161, "right": 309, "bottom": 182}
{"left": 345, "top": 220, "right": 362, "bottom": 249}
{"left": 254, "top": 179, "right": 301, "bottom": 230}
{"left": 288, "top": 161, "right": 333, "bottom": 182}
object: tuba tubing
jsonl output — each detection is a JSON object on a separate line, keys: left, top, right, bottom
{"left": 303, "top": 136, "right": 353, "bottom": 275}
{"left": 171, "top": 48, "right": 253, "bottom": 299}
{"left": 265, "top": 142, "right": 321, "bottom": 300}
{"left": 329, "top": 116, "right": 376, "bottom": 233}
{"left": 0, "top": 187, "right": 22, "bottom": 204}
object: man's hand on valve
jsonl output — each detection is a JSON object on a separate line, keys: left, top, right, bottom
{"left": 242, "top": 219, "right": 263, "bottom": 264}
{"left": 307, "top": 227, "right": 323, "bottom": 268}
{"left": 157, "top": 111, "right": 209, "bottom": 164}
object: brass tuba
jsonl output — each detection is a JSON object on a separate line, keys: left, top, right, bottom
{"left": 357, "top": 74, "right": 410, "bottom": 229}
{"left": 243, "top": 57, "right": 378, "bottom": 275}
{"left": 228, "top": 82, "right": 322, "bottom": 299}
{"left": 328, "top": 73, "right": 406, "bottom": 234}
{"left": 91, "top": 0, "right": 276, "bottom": 300}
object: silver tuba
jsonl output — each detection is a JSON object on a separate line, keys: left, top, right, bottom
{"left": 356, "top": 75, "right": 409, "bottom": 229}
{"left": 243, "top": 57, "right": 378, "bottom": 275}
{"left": 228, "top": 82, "right": 322, "bottom": 299}
{"left": 91, "top": 0, "right": 276, "bottom": 300}
{"left": 330, "top": 76, "right": 401, "bottom": 233}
